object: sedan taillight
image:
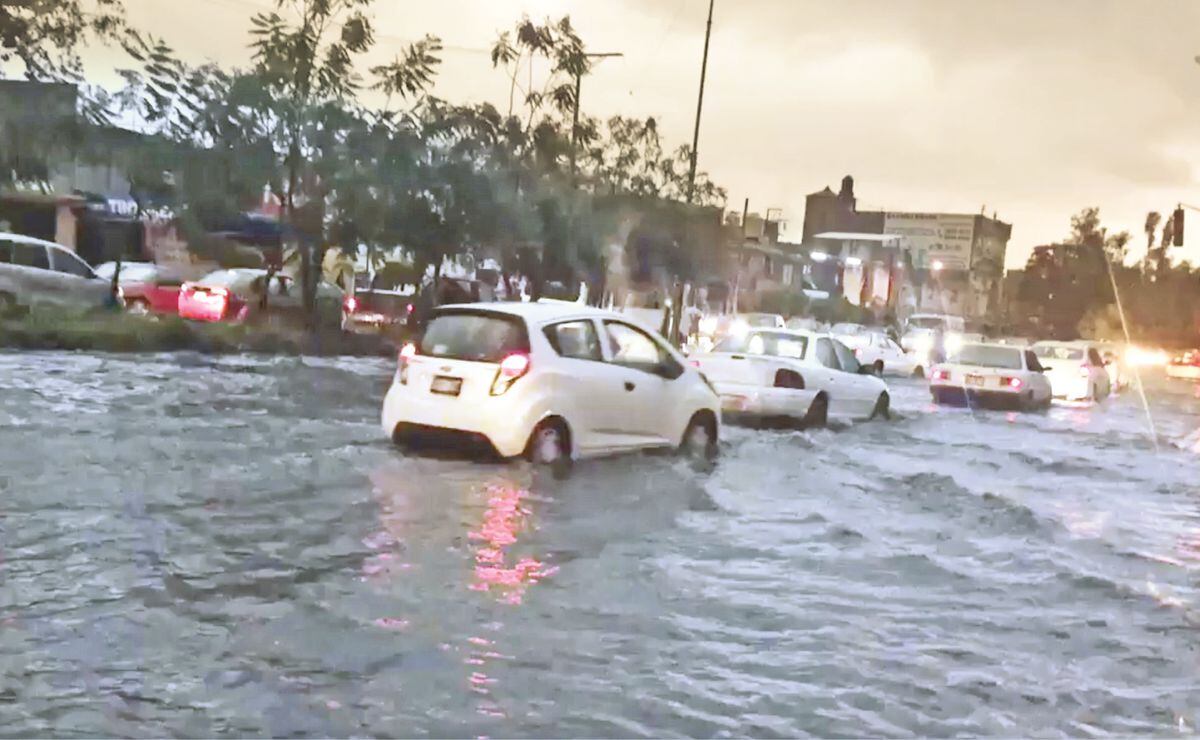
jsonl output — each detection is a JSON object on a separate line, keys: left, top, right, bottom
{"left": 931, "top": 368, "right": 951, "bottom": 382}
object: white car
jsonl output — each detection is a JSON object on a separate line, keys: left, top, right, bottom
{"left": 0, "top": 232, "right": 115, "bottom": 313}
{"left": 1095, "top": 342, "right": 1130, "bottom": 391}
{"left": 900, "top": 313, "right": 967, "bottom": 354}
{"left": 838, "top": 331, "right": 921, "bottom": 377}
{"left": 930, "top": 343, "right": 1053, "bottom": 410}
{"left": 1031, "top": 341, "right": 1111, "bottom": 402}
{"left": 691, "top": 328, "right": 891, "bottom": 427}
{"left": 381, "top": 302, "right": 721, "bottom": 472}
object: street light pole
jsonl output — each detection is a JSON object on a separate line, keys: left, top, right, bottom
{"left": 570, "top": 51, "right": 623, "bottom": 185}
{"left": 686, "top": 0, "right": 715, "bottom": 204}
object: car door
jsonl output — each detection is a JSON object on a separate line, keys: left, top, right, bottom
{"left": 601, "top": 320, "right": 682, "bottom": 446}
{"left": 832, "top": 338, "right": 878, "bottom": 415}
{"left": 48, "top": 246, "right": 107, "bottom": 310}
{"left": 1024, "top": 350, "right": 1052, "bottom": 402}
{"left": 9, "top": 241, "right": 60, "bottom": 310}
{"left": 810, "top": 337, "right": 853, "bottom": 414}
{"left": 541, "top": 318, "right": 618, "bottom": 454}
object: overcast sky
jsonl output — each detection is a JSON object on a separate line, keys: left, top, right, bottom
{"left": 93, "top": 0, "right": 1200, "bottom": 268}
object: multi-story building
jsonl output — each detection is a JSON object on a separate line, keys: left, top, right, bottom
{"left": 801, "top": 175, "right": 1011, "bottom": 321}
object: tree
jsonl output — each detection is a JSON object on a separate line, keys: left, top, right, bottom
{"left": 0, "top": 0, "right": 126, "bottom": 84}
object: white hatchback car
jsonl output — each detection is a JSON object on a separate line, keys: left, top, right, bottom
{"left": 1031, "top": 341, "right": 1111, "bottom": 402}
{"left": 690, "top": 328, "right": 891, "bottom": 427}
{"left": 381, "top": 302, "right": 721, "bottom": 471}
{"left": 930, "top": 343, "right": 1053, "bottom": 410}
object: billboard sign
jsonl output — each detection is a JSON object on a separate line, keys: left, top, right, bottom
{"left": 884, "top": 212, "right": 975, "bottom": 270}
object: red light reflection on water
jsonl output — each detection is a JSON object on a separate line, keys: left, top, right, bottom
{"left": 467, "top": 482, "right": 556, "bottom": 605}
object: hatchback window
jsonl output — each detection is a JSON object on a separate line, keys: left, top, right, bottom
{"left": 815, "top": 338, "right": 840, "bottom": 370}
{"left": 11, "top": 242, "right": 49, "bottom": 270}
{"left": 543, "top": 320, "right": 603, "bottom": 362}
{"left": 604, "top": 321, "right": 665, "bottom": 371}
{"left": 49, "top": 248, "right": 95, "bottom": 278}
{"left": 420, "top": 311, "right": 530, "bottom": 363}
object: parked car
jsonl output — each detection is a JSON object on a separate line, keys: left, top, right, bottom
{"left": 930, "top": 343, "right": 1052, "bottom": 410}
{"left": 94, "top": 261, "right": 183, "bottom": 316}
{"left": 838, "top": 330, "right": 921, "bottom": 377}
{"left": 0, "top": 232, "right": 115, "bottom": 314}
{"left": 381, "top": 302, "right": 721, "bottom": 473}
{"left": 342, "top": 288, "right": 414, "bottom": 334}
{"left": 179, "top": 269, "right": 342, "bottom": 326}
{"left": 1032, "top": 341, "right": 1111, "bottom": 402}
{"left": 690, "top": 328, "right": 891, "bottom": 427}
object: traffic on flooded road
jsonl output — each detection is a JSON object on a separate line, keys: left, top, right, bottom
{"left": 3, "top": 350, "right": 1200, "bottom": 736}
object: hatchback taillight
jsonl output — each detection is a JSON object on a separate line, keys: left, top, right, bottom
{"left": 398, "top": 342, "right": 416, "bottom": 384}
{"left": 490, "top": 352, "right": 530, "bottom": 396}
{"left": 344, "top": 296, "right": 359, "bottom": 313}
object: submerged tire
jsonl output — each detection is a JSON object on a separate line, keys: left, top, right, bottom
{"left": 912, "top": 366, "right": 925, "bottom": 379}
{"left": 680, "top": 413, "right": 719, "bottom": 465}
{"left": 873, "top": 360, "right": 884, "bottom": 377}
{"left": 870, "top": 392, "right": 891, "bottom": 421}
{"left": 804, "top": 394, "right": 829, "bottom": 428}
{"left": 527, "top": 418, "right": 572, "bottom": 479}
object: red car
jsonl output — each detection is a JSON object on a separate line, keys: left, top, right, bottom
{"left": 95, "top": 261, "right": 184, "bottom": 316}
{"left": 178, "top": 269, "right": 256, "bottom": 323}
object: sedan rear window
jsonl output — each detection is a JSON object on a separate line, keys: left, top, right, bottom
{"left": 420, "top": 311, "right": 530, "bottom": 363}
{"left": 953, "top": 344, "right": 1024, "bottom": 370}
{"left": 716, "top": 331, "right": 807, "bottom": 360}
{"left": 1034, "top": 345, "right": 1084, "bottom": 361}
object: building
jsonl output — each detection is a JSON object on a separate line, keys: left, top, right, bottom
{"left": 800, "top": 175, "right": 1011, "bottom": 321}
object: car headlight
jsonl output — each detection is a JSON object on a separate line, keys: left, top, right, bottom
{"left": 730, "top": 320, "right": 750, "bottom": 337}
{"left": 699, "top": 316, "right": 718, "bottom": 335}
{"left": 914, "top": 334, "right": 933, "bottom": 354}
{"left": 944, "top": 332, "right": 963, "bottom": 353}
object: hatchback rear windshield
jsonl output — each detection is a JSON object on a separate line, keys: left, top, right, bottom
{"left": 420, "top": 311, "right": 530, "bottom": 363}
{"left": 952, "top": 344, "right": 1023, "bottom": 370}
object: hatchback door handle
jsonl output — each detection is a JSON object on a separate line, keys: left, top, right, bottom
{"left": 624, "top": 381, "right": 636, "bottom": 391}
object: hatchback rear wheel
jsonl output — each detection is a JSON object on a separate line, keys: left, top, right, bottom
{"left": 527, "top": 418, "right": 571, "bottom": 479}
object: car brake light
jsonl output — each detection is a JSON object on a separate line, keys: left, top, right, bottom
{"left": 491, "top": 352, "right": 530, "bottom": 395}
{"left": 345, "top": 296, "right": 358, "bottom": 313}
{"left": 398, "top": 342, "right": 416, "bottom": 384}
{"left": 689, "top": 359, "right": 701, "bottom": 368}
{"left": 931, "top": 368, "right": 950, "bottom": 381}
{"left": 1002, "top": 376, "right": 1023, "bottom": 390}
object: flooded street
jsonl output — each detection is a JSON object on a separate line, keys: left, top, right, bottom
{"left": 4, "top": 351, "right": 1200, "bottom": 736}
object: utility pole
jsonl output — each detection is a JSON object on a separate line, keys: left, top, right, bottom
{"left": 686, "top": 0, "right": 715, "bottom": 204}
{"left": 570, "top": 51, "right": 623, "bottom": 185}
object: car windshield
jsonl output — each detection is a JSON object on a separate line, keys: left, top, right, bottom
{"left": 715, "top": 331, "right": 808, "bottom": 359}
{"left": 114, "top": 264, "right": 158, "bottom": 283}
{"left": 1034, "top": 345, "right": 1084, "bottom": 361}
{"left": 419, "top": 311, "right": 530, "bottom": 362}
{"left": 952, "top": 344, "right": 1024, "bottom": 370}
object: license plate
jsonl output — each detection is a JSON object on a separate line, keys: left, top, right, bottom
{"left": 430, "top": 376, "right": 462, "bottom": 396}
{"left": 965, "top": 374, "right": 985, "bottom": 387}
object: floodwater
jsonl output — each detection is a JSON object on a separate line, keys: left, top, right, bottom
{"left": 2, "top": 351, "right": 1200, "bottom": 737}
